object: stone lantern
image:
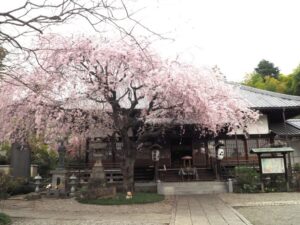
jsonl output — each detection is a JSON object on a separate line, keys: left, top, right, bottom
{"left": 69, "top": 174, "right": 77, "bottom": 197}
{"left": 34, "top": 174, "right": 42, "bottom": 193}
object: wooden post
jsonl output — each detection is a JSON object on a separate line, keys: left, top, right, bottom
{"left": 244, "top": 139, "right": 249, "bottom": 161}
{"left": 154, "top": 160, "right": 159, "bottom": 182}
{"left": 283, "top": 153, "right": 289, "bottom": 191}
{"left": 257, "top": 153, "right": 264, "bottom": 192}
{"left": 234, "top": 133, "right": 240, "bottom": 166}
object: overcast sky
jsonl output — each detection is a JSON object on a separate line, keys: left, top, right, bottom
{"left": 132, "top": 0, "right": 300, "bottom": 82}
{"left": 4, "top": 0, "right": 300, "bottom": 82}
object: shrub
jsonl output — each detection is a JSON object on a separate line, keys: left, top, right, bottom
{"left": 0, "top": 213, "right": 11, "bottom": 225}
{"left": 263, "top": 174, "right": 287, "bottom": 192}
{"left": 0, "top": 141, "right": 11, "bottom": 165}
{"left": 234, "top": 166, "right": 260, "bottom": 193}
{"left": 0, "top": 173, "right": 34, "bottom": 197}
{"left": 294, "top": 163, "right": 300, "bottom": 172}
{"left": 29, "top": 137, "right": 57, "bottom": 176}
{"left": 292, "top": 165, "right": 300, "bottom": 191}
{"left": 78, "top": 192, "right": 164, "bottom": 205}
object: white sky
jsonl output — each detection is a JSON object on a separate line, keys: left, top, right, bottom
{"left": 131, "top": 0, "right": 300, "bottom": 82}
{"left": 3, "top": 0, "right": 300, "bottom": 82}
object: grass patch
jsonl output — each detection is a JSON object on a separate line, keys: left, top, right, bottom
{"left": 0, "top": 213, "right": 11, "bottom": 225}
{"left": 78, "top": 192, "right": 164, "bottom": 205}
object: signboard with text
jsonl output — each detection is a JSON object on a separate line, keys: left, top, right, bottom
{"left": 261, "top": 158, "right": 285, "bottom": 174}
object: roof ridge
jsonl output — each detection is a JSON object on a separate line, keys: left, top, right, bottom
{"left": 229, "top": 82, "right": 300, "bottom": 101}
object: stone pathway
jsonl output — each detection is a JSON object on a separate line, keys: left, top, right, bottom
{"left": 172, "top": 195, "right": 252, "bottom": 225}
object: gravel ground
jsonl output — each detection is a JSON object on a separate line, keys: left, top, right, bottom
{"left": 3, "top": 193, "right": 300, "bottom": 225}
{"left": 236, "top": 205, "right": 300, "bottom": 225}
{"left": 1, "top": 197, "right": 174, "bottom": 225}
{"left": 218, "top": 192, "right": 300, "bottom": 206}
{"left": 12, "top": 218, "right": 170, "bottom": 225}
{"left": 218, "top": 192, "right": 300, "bottom": 225}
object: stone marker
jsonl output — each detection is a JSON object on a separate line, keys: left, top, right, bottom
{"left": 11, "top": 143, "right": 31, "bottom": 178}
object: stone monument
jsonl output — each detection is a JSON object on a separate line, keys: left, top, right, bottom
{"left": 48, "top": 141, "right": 68, "bottom": 197}
{"left": 11, "top": 143, "right": 31, "bottom": 178}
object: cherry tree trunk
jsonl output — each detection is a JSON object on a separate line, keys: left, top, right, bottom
{"left": 121, "top": 157, "right": 135, "bottom": 193}
{"left": 120, "top": 130, "right": 136, "bottom": 193}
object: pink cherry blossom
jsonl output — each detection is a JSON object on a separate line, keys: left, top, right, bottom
{"left": 0, "top": 34, "right": 258, "bottom": 191}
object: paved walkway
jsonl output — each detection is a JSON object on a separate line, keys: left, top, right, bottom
{"left": 172, "top": 195, "right": 252, "bottom": 225}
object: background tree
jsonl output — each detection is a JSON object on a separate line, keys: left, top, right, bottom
{"left": 0, "top": 35, "right": 258, "bottom": 191}
{"left": 243, "top": 61, "right": 299, "bottom": 95}
{"left": 243, "top": 72, "right": 291, "bottom": 93}
{"left": 255, "top": 59, "right": 280, "bottom": 79}
{"left": 290, "top": 65, "right": 300, "bottom": 96}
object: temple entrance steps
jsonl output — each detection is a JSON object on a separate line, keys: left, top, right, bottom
{"left": 160, "top": 168, "right": 215, "bottom": 182}
{"left": 157, "top": 181, "right": 228, "bottom": 195}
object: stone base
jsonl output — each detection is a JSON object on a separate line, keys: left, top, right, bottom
{"left": 46, "top": 188, "right": 68, "bottom": 198}
{"left": 25, "top": 193, "right": 41, "bottom": 200}
{"left": 50, "top": 169, "right": 68, "bottom": 191}
{"left": 80, "top": 186, "right": 116, "bottom": 200}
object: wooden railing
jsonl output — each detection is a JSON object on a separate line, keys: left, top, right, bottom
{"left": 66, "top": 163, "right": 123, "bottom": 184}
{"left": 221, "top": 158, "right": 258, "bottom": 167}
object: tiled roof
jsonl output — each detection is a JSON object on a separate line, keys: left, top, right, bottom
{"left": 286, "top": 119, "right": 300, "bottom": 129}
{"left": 235, "top": 84, "right": 300, "bottom": 109}
{"left": 269, "top": 122, "right": 300, "bottom": 136}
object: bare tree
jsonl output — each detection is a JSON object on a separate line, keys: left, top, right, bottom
{"left": 0, "top": 0, "right": 157, "bottom": 50}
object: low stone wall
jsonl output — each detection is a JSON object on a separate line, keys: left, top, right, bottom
{"left": 157, "top": 181, "right": 227, "bottom": 195}
{"left": 0, "top": 164, "right": 38, "bottom": 177}
{"left": 0, "top": 165, "right": 10, "bottom": 175}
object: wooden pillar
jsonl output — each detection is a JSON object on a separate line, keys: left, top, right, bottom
{"left": 283, "top": 153, "right": 290, "bottom": 191}
{"left": 85, "top": 138, "right": 90, "bottom": 165}
{"left": 257, "top": 153, "right": 264, "bottom": 192}
{"left": 244, "top": 139, "right": 249, "bottom": 161}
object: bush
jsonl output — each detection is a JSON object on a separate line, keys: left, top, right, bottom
{"left": 29, "top": 138, "right": 57, "bottom": 176}
{"left": 263, "top": 175, "right": 287, "bottom": 192}
{"left": 0, "top": 141, "right": 11, "bottom": 165}
{"left": 0, "top": 213, "right": 11, "bottom": 225}
{"left": 234, "top": 166, "right": 260, "bottom": 193}
{"left": 294, "top": 163, "right": 300, "bottom": 172}
{"left": 78, "top": 192, "right": 165, "bottom": 205}
{"left": 292, "top": 164, "right": 300, "bottom": 191}
{"left": 0, "top": 173, "right": 34, "bottom": 197}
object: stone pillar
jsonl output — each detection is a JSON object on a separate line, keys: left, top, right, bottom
{"left": 11, "top": 143, "right": 31, "bottom": 178}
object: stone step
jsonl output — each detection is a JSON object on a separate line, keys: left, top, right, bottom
{"left": 157, "top": 181, "right": 228, "bottom": 195}
{"left": 161, "top": 168, "right": 215, "bottom": 182}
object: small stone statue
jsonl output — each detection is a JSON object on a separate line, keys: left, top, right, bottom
{"left": 57, "top": 141, "right": 66, "bottom": 168}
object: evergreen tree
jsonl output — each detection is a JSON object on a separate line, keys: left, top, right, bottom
{"left": 255, "top": 59, "right": 280, "bottom": 79}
